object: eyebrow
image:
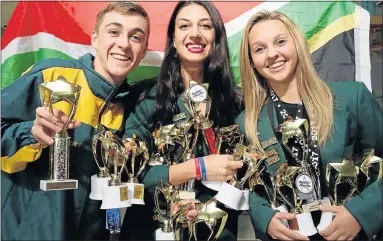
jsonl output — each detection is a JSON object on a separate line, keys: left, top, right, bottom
{"left": 176, "top": 18, "right": 212, "bottom": 23}
{"left": 251, "top": 33, "right": 288, "bottom": 47}
{"left": 105, "top": 22, "right": 146, "bottom": 36}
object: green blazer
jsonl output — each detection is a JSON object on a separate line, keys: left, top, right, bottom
{"left": 235, "top": 81, "right": 382, "bottom": 241}
{"left": 120, "top": 84, "right": 240, "bottom": 241}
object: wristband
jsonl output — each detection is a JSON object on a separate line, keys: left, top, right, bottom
{"left": 195, "top": 158, "right": 201, "bottom": 180}
{"left": 198, "top": 157, "right": 207, "bottom": 181}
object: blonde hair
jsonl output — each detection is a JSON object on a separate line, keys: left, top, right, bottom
{"left": 94, "top": 1, "right": 149, "bottom": 34}
{"left": 239, "top": 11, "right": 333, "bottom": 154}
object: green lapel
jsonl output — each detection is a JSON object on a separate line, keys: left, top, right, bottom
{"left": 257, "top": 104, "right": 287, "bottom": 175}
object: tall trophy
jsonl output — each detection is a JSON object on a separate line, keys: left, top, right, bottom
{"left": 154, "top": 181, "right": 180, "bottom": 240}
{"left": 39, "top": 76, "right": 81, "bottom": 191}
{"left": 181, "top": 81, "right": 216, "bottom": 154}
{"left": 276, "top": 117, "right": 329, "bottom": 236}
{"left": 90, "top": 125, "right": 112, "bottom": 200}
{"left": 123, "top": 134, "right": 150, "bottom": 205}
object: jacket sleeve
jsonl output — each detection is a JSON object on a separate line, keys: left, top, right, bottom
{"left": 343, "top": 82, "right": 383, "bottom": 238}
{"left": 123, "top": 89, "right": 169, "bottom": 194}
{"left": 1, "top": 66, "right": 47, "bottom": 173}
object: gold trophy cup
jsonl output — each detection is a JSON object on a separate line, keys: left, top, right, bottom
{"left": 39, "top": 76, "right": 81, "bottom": 191}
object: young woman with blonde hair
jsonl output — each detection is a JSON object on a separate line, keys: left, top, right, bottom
{"left": 236, "top": 10, "right": 382, "bottom": 241}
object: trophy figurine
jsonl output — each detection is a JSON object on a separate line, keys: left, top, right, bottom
{"left": 99, "top": 130, "right": 131, "bottom": 210}
{"left": 187, "top": 198, "right": 228, "bottom": 241}
{"left": 153, "top": 181, "right": 180, "bottom": 240}
{"left": 358, "top": 149, "right": 383, "bottom": 190}
{"left": 123, "top": 134, "right": 150, "bottom": 205}
{"left": 214, "top": 144, "right": 265, "bottom": 211}
{"left": 89, "top": 125, "right": 113, "bottom": 200}
{"left": 202, "top": 124, "right": 244, "bottom": 191}
{"left": 39, "top": 76, "right": 81, "bottom": 191}
{"left": 318, "top": 158, "right": 360, "bottom": 231}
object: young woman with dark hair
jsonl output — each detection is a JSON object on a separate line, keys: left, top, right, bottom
{"left": 120, "top": 1, "right": 244, "bottom": 240}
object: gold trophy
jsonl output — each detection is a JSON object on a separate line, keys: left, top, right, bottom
{"left": 213, "top": 144, "right": 265, "bottom": 210}
{"left": 154, "top": 181, "right": 180, "bottom": 240}
{"left": 123, "top": 134, "right": 150, "bottom": 205}
{"left": 358, "top": 149, "right": 383, "bottom": 190}
{"left": 318, "top": 158, "right": 360, "bottom": 231}
{"left": 187, "top": 198, "right": 228, "bottom": 241}
{"left": 202, "top": 124, "right": 244, "bottom": 192}
{"left": 98, "top": 130, "right": 131, "bottom": 210}
{"left": 39, "top": 76, "right": 81, "bottom": 191}
{"left": 276, "top": 118, "right": 328, "bottom": 235}
{"left": 89, "top": 125, "right": 113, "bottom": 200}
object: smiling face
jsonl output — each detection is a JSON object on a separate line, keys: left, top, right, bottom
{"left": 248, "top": 19, "right": 298, "bottom": 85}
{"left": 92, "top": 11, "right": 149, "bottom": 87}
{"left": 173, "top": 3, "right": 215, "bottom": 68}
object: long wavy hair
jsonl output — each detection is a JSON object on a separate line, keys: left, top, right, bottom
{"left": 240, "top": 11, "right": 334, "bottom": 154}
{"left": 149, "top": 1, "right": 242, "bottom": 130}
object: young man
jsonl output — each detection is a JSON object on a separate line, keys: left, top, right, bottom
{"left": 1, "top": 2, "right": 150, "bottom": 240}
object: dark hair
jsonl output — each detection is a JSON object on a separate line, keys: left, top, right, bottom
{"left": 150, "top": 0, "right": 243, "bottom": 130}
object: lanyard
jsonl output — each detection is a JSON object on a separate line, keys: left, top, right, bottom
{"left": 267, "top": 89, "right": 321, "bottom": 199}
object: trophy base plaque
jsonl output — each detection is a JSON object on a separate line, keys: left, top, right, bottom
{"left": 101, "top": 185, "right": 132, "bottom": 209}
{"left": 127, "top": 182, "right": 145, "bottom": 205}
{"left": 40, "top": 179, "right": 78, "bottom": 191}
{"left": 179, "top": 190, "right": 196, "bottom": 200}
{"left": 155, "top": 228, "right": 174, "bottom": 241}
{"left": 89, "top": 174, "right": 111, "bottom": 200}
{"left": 316, "top": 197, "right": 334, "bottom": 231}
{"left": 290, "top": 212, "right": 317, "bottom": 237}
{"left": 215, "top": 182, "right": 249, "bottom": 210}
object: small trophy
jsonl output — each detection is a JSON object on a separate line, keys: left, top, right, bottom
{"left": 358, "top": 149, "right": 383, "bottom": 190}
{"left": 99, "top": 131, "right": 131, "bottom": 210}
{"left": 123, "top": 134, "right": 150, "bottom": 205}
{"left": 318, "top": 158, "right": 360, "bottom": 231}
{"left": 214, "top": 144, "right": 265, "bottom": 210}
{"left": 187, "top": 198, "right": 228, "bottom": 241}
{"left": 90, "top": 125, "right": 113, "bottom": 200}
{"left": 202, "top": 124, "right": 244, "bottom": 192}
{"left": 39, "top": 76, "right": 81, "bottom": 191}
{"left": 154, "top": 181, "right": 180, "bottom": 241}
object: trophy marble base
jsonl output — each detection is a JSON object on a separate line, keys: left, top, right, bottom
{"left": 215, "top": 182, "right": 249, "bottom": 210}
{"left": 40, "top": 179, "right": 78, "bottom": 191}
{"left": 316, "top": 197, "right": 334, "bottom": 231}
{"left": 290, "top": 212, "right": 317, "bottom": 237}
{"left": 127, "top": 182, "right": 145, "bottom": 205}
{"left": 101, "top": 185, "right": 132, "bottom": 209}
{"left": 89, "top": 174, "right": 111, "bottom": 200}
{"left": 155, "top": 228, "right": 174, "bottom": 240}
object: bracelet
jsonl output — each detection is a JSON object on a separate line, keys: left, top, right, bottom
{"left": 198, "top": 157, "right": 207, "bottom": 181}
{"left": 195, "top": 158, "right": 201, "bottom": 180}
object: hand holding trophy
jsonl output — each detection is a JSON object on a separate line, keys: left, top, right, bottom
{"left": 39, "top": 76, "right": 81, "bottom": 191}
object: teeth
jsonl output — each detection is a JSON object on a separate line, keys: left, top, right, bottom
{"left": 187, "top": 45, "right": 204, "bottom": 49}
{"left": 269, "top": 61, "right": 285, "bottom": 69}
{"left": 111, "top": 54, "right": 130, "bottom": 61}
